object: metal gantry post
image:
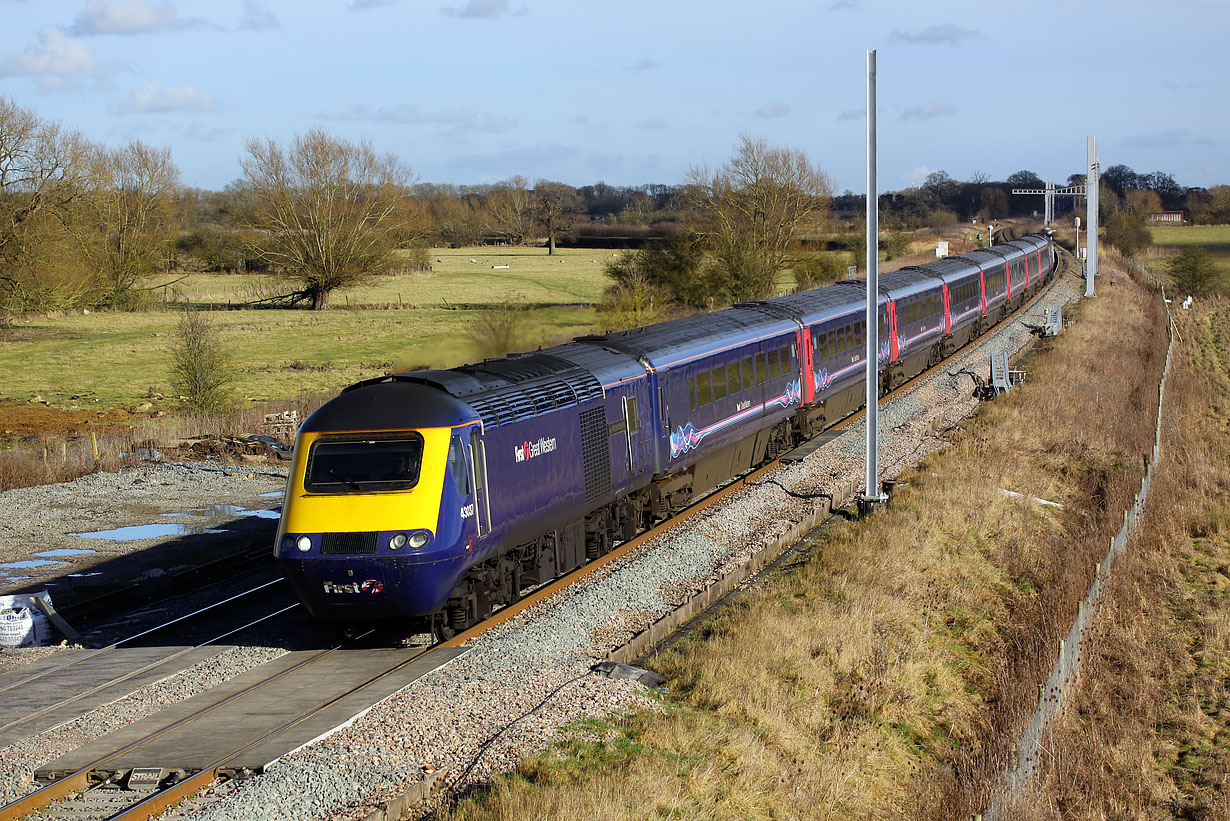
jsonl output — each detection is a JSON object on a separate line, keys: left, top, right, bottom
{"left": 1086, "top": 136, "right": 1099, "bottom": 297}
{"left": 859, "top": 49, "right": 886, "bottom": 516}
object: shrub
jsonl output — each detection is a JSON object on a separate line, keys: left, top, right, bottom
{"left": 466, "top": 298, "right": 529, "bottom": 359}
{"left": 1167, "top": 246, "right": 1219, "bottom": 295}
{"left": 170, "top": 308, "right": 234, "bottom": 416}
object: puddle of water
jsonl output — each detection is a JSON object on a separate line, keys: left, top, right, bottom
{"left": 0, "top": 560, "right": 68, "bottom": 569}
{"left": 235, "top": 507, "right": 280, "bottom": 520}
{"left": 260, "top": 491, "right": 283, "bottom": 498}
{"left": 71, "top": 523, "right": 220, "bottom": 541}
{"left": 72, "top": 504, "right": 280, "bottom": 543}
{"left": 67, "top": 572, "right": 105, "bottom": 578}
{"left": 35, "top": 548, "right": 97, "bottom": 558}
{"left": 0, "top": 576, "right": 31, "bottom": 582}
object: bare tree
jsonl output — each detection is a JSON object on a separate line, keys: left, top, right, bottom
{"left": 532, "top": 180, "right": 579, "bottom": 255}
{"left": 77, "top": 139, "right": 180, "bottom": 307}
{"left": 242, "top": 129, "right": 415, "bottom": 309}
{"left": 0, "top": 98, "right": 89, "bottom": 311}
{"left": 687, "top": 134, "right": 833, "bottom": 302}
{"left": 483, "top": 177, "right": 536, "bottom": 245}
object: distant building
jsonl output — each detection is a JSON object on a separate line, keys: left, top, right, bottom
{"left": 1147, "top": 212, "right": 1185, "bottom": 225}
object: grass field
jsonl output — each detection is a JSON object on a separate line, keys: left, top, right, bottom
{"left": 163, "top": 246, "right": 621, "bottom": 307}
{"left": 1148, "top": 225, "right": 1230, "bottom": 283}
{"left": 0, "top": 304, "right": 597, "bottom": 409}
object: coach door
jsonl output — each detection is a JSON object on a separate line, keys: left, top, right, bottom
{"left": 466, "top": 426, "right": 491, "bottom": 539}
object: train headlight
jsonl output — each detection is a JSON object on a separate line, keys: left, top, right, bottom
{"left": 280, "top": 535, "right": 295, "bottom": 552}
{"left": 296, "top": 535, "right": 312, "bottom": 552}
{"left": 389, "top": 533, "right": 407, "bottom": 550}
{"left": 408, "top": 531, "right": 430, "bottom": 549}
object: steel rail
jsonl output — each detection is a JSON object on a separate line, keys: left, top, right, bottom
{"left": 442, "top": 254, "right": 1061, "bottom": 649}
{"left": 107, "top": 639, "right": 454, "bottom": 821}
{"left": 0, "top": 602, "right": 299, "bottom": 737}
{"left": 0, "top": 578, "right": 286, "bottom": 695}
{"left": 0, "top": 640, "right": 353, "bottom": 821}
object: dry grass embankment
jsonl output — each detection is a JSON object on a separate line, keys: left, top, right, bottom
{"left": 1022, "top": 289, "right": 1230, "bottom": 819}
{"left": 437, "top": 261, "right": 1168, "bottom": 819}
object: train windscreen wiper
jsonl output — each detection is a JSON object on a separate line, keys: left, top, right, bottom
{"left": 328, "top": 469, "right": 361, "bottom": 490}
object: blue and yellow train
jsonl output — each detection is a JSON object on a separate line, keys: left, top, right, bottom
{"left": 275, "top": 232, "right": 1056, "bottom": 637}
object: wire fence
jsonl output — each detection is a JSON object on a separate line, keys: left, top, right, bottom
{"left": 984, "top": 259, "right": 1175, "bottom": 819}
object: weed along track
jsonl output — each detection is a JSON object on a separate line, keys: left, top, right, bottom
{"left": 2, "top": 252, "right": 1138, "bottom": 821}
{"left": 0, "top": 253, "right": 1086, "bottom": 821}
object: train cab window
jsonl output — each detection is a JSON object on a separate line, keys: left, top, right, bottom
{"left": 768, "top": 349, "right": 780, "bottom": 379}
{"left": 755, "top": 352, "right": 767, "bottom": 384}
{"left": 448, "top": 436, "right": 471, "bottom": 496}
{"left": 696, "top": 371, "right": 711, "bottom": 406}
{"left": 305, "top": 435, "right": 423, "bottom": 493}
{"left": 727, "top": 362, "right": 741, "bottom": 394}
{"left": 712, "top": 365, "right": 727, "bottom": 401}
{"left": 741, "top": 357, "right": 754, "bottom": 391}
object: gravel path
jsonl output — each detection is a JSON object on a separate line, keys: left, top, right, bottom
{"left": 0, "top": 265, "right": 1084, "bottom": 821}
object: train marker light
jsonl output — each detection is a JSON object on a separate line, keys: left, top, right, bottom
{"left": 389, "top": 533, "right": 407, "bottom": 550}
{"left": 296, "top": 535, "right": 312, "bottom": 552}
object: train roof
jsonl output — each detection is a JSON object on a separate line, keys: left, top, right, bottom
{"left": 304, "top": 380, "right": 478, "bottom": 432}
{"left": 747, "top": 281, "right": 873, "bottom": 325}
{"left": 576, "top": 306, "right": 799, "bottom": 370}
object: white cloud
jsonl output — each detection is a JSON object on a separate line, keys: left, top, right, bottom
{"left": 441, "top": 0, "right": 509, "bottom": 18}
{"left": 320, "top": 103, "right": 515, "bottom": 133}
{"left": 755, "top": 102, "right": 790, "bottom": 119}
{"left": 836, "top": 107, "right": 864, "bottom": 121}
{"left": 349, "top": 0, "right": 395, "bottom": 9}
{"left": 899, "top": 101, "right": 956, "bottom": 121}
{"left": 631, "top": 59, "right": 661, "bottom": 71}
{"left": 890, "top": 24, "right": 978, "bottom": 46}
{"left": 908, "top": 165, "right": 936, "bottom": 185}
{"left": 1122, "top": 129, "right": 1214, "bottom": 149}
{"left": 238, "top": 0, "right": 279, "bottom": 30}
{"left": 71, "top": 1, "right": 194, "bottom": 35}
{"left": 637, "top": 118, "right": 667, "bottom": 131}
{"left": 109, "top": 77, "right": 218, "bottom": 114}
{"left": 0, "top": 28, "right": 99, "bottom": 89}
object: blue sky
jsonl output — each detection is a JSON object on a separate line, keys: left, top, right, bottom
{"left": 1, "top": 0, "right": 1224, "bottom": 192}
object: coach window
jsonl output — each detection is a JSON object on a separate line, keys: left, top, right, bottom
{"left": 626, "top": 396, "right": 640, "bottom": 433}
{"left": 815, "top": 332, "right": 827, "bottom": 361}
{"left": 768, "top": 348, "right": 780, "bottom": 380}
{"left": 712, "top": 365, "right": 727, "bottom": 401}
{"left": 741, "top": 357, "right": 754, "bottom": 391}
{"left": 780, "top": 345, "right": 792, "bottom": 371}
{"left": 727, "top": 361, "right": 741, "bottom": 394}
{"left": 826, "top": 330, "right": 836, "bottom": 359}
{"left": 755, "top": 352, "right": 767, "bottom": 384}
{"left": 696, "top": 371, "right": 711, "bottom": 406}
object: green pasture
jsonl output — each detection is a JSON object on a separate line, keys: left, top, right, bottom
{"left": 1, "top": 304, "right": 597, "bottom": 409}
{"left": 1150, "top": 225, "right": 1230, "bottom": 276}
{"left": 162, "top": 246, "right": 621, "bottom": 307}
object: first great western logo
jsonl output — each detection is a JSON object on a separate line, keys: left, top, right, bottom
{"left": 513, "top": 436, "right": 557, "bottom": 463}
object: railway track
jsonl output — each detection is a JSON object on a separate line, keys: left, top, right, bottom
{"left": 441, "top": 249, "right": 1073, "bottom": 652}
{"left": 0, "top": 252, "right": 1073, "bottom": 820}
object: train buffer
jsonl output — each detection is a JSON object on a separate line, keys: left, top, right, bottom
{"left": 1043, "top": 304, "right": 1064, "bottom": 337}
